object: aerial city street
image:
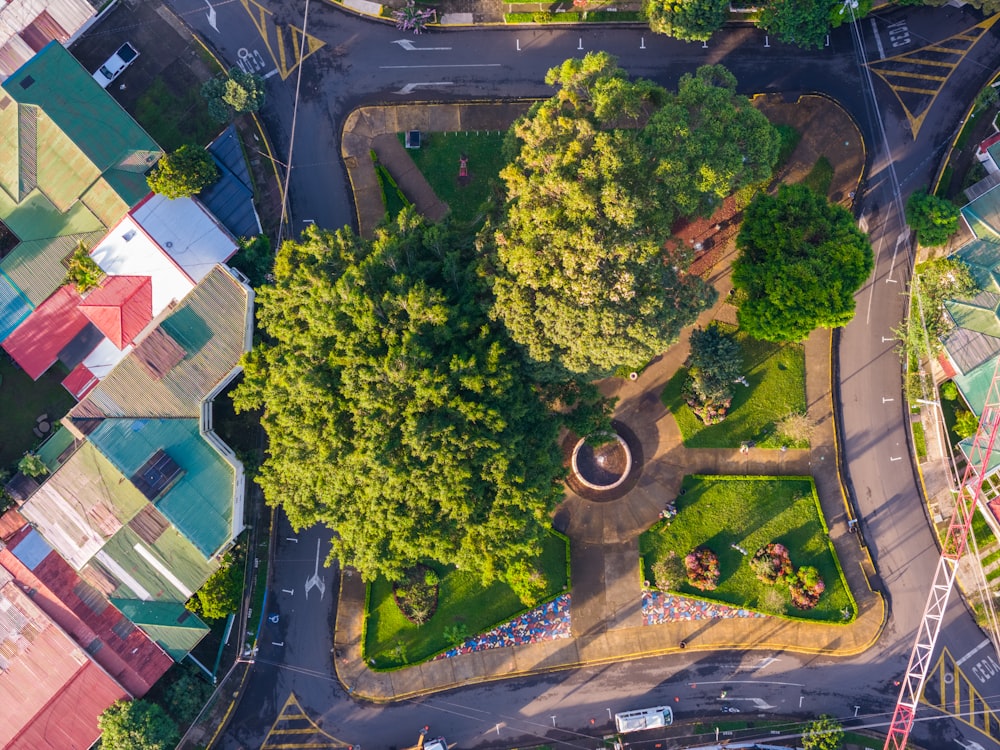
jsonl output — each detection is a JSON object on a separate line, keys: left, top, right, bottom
{"left": 2, "top": 0, "right": 1000, "bottom": 749}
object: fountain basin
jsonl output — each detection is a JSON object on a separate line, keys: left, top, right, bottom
{"left": 571, "top": 432, "right": 632, "bottom": 491}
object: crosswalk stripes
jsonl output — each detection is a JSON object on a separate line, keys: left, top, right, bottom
{"left": 261, "top": 692, "right": 353, "bottom": 749}
{"left": 867, "top": 14, "right": 1000, "bottom": 139}
{"left": 240, "top": 0, "right": 326, "bottom": 80}
{"left": 922, "top": 647, "right": 1000, "bottom": 744}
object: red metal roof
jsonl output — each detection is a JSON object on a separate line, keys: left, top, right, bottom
{"left": 1, "top": 285, "right": 88, "bottom": 380}
{"left": 79, "top": 275, "right": 153, "bottom": 349}
{"left": 0, "top": 580, "right": 127, "bottom": 750}
{"left": 62, "top": 362, "right": 99, "bottom": 401}
{"left": 0, "top": 537, "right": 172, "bottom": 697}
{"left": 980, "top": 132, "right": 1000, "bottom": 155}
{"left": 0, "top": 509, "right": 28, "bottom": 542}
{"left": 938, "top": 352, "right": 958, "bottom": 380}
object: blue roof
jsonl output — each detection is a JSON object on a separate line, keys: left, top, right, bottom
{"left": 11, "top": 528, "right": 53, "bottom": 571}
{"left": 0, "top": 271, "right": 32, "bottom": 342}
{"left": 202, "top": 125, "right": 260, "bottom": 239}
{"left": 87, "top": 418, "right": 234, "bottom": 557}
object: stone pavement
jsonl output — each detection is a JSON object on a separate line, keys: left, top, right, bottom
{"left": 333, "top": 98, "right": 886, "bottom": 702}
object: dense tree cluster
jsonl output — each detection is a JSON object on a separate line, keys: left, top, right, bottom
{"left": 684, "top": 324, "right": 742, "bottom": 424}
{"left": 905, "top": 189, "right": 961, "bottom": 247}
{"left": 234, "top": 215, "right": 604, "bottom": 593}
{"left": 146, "top": 144, "right": 219, "bottom": 199}
{"left": 488, "top": 54, "right": 778, "bottom": 377}
{"left": 732, "top": 184, "right": 873, "bottom": 342}
{"left": 644, "top": 0, "right": 728, "bottom": 42}
{"left": 98, "top": 700, "right": 179, "bottom": 750}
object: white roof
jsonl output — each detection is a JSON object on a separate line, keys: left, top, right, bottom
{"left": 90, "top": 216, "right": 195, "bottom": 317}
{"left": 83, "top": 337, "right": 132, "bottom": 378}
{"left": 131, "top": 194, "right": 237, "bottom": 283}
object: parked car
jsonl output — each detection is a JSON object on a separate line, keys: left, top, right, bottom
{"left": 92, "top": 43, "right": 139, "bottom": 88}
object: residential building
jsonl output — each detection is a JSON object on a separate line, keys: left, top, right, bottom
{"left": 0, "top": 0, "right": 100, "bottom": 78}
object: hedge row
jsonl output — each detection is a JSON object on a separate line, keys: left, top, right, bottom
{"left": 504, "top": 9, "right": 641, "bottom": 22}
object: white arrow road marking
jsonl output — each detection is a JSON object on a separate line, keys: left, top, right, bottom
{"left": 205, "top": 0, "right": 218, "bottom": 31}
{"left": 393, "top": 39, "right": 452, "bottom": 51}
{"left": 395, "top": 81, "right": 453, "bottom": 95}
{"left": 304, "top": 538, "right": 326, "bottom": 600}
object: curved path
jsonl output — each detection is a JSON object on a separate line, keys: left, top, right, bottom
{"left": 157, "top": 0, "right": 1000, "bottom": 748}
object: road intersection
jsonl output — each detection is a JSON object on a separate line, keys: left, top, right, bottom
{"left": 161, "top": 1, "right": 1000, "bottom": 747}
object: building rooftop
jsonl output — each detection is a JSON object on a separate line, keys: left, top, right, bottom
{"left": 2, "top": 283, "right": 88, "bottom": 379}
{"left": 79, "top": 274, "right": 152, "bottom": 349}
{"left": 110, "top": 598, "right": 209, "bottom": 662}
{"left": 131, "top": 194, "right": 237, "bottom": 283}
{"left": 202, "top": 124, "right": 261, "bottom": 240}
{"left": 0, "top": 566, "right": 127, "bottom": 749}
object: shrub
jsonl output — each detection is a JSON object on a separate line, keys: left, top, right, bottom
{"left": 18, "top": 452, "right": 48, "bottom": 478}
{"left": 789, "top": 565, "right": 825, "bottom": 609}
{"left": 905, "top": 189, "right": 960, "bottom": 248}
{"left": 392, "top": 565, "right": 439, "bottom": 624}
{"left": 505, "top": 559, "right": 549, "bottom": 607}
{"left": 64, "top": 241, "right": 105, "bottom": 293}
{"left": 684, "top": 547, "right": 721, "bottom": 591}
{"left": 955, "top": 409, "right": 980, "bottom": 440}
{"left": 201, "top": 69, "right": 266, "bottom": 122}
{"left": 650, "top": 551, "right": 685, "bottom": 591}
{"left": 940, "top": 381, "right": 958, "bottom": 401}
{"left": 683, "top": 324, "right": 742, "bottom": 425}
{"left": 776, "top": 411, "right": 813, "bottom": 446}
{"left": 749, "top": 542, "right": 794, "bottom": 585}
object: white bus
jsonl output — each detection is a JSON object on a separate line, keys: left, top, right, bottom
{"left": 614, "top": 706, "right": 674, "bottom": 734}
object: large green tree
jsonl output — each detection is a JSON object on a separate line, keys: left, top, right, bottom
{"left": 644, "top": 0, "right": 728, "bottom": 42}
{"left": 905, "top": 189, "right": 960, "bottom": 247}
{"left": 146, "top": 144, "right": 219, "bottom": 199}
{"left": 98, "top": 700, "right": 179, "bottom": 750}
{"left": 757, "top": 0, "right": 835, "bottom": 49}
{"left": 233, "top": 215, "right": 577, "bottom": 591}
{"left": 732, "top": 183, "right": 873, "bottom": 342}
{"left": 487, "top": 54, "right": 778, "bottom": 377}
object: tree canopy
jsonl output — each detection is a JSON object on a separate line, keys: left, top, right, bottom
{"left": 186, "top": 551, "right": 242, "bottom": 619}
{"left": 233, "top": 214, "right": 589, "bottom": 590}
{"left": 644, "top": 0, "right": 728, "bottom": 41}
{"left": 487, "top": 53, "right": 778, "bottom": 377}
{"left": 905, "top": 189, "right": 960, "bottom": 247}
{"left": 732, "top": 183, "right": 873, "bottom": 342}
{"left": 202, "top": 68, "right": 266, "bottom": 122}
{"left": 146, "top": 144, "right": 219, "bottom": 199}
{"left": 801, "top": 714, "right": 844, "bottom": 750}
{"left": 756, "top": 0, "right": 835, "bottom": 49}
{"left": 98, "top": 700, "right": 179, "bottom": 750}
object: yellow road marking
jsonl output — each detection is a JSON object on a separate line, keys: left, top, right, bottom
{"left": 923, "top": 648, "right": 1000, "bottom": 743}
{"left": 239, "top": 0, "right": 326, "bottom": 80}
{"left": 261, "top": 693, "right": 352, "bottom": 749}
{"left": 867, "top": 14, "right": 1000, "bottom": 138}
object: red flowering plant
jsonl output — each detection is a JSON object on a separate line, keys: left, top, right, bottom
{"left": 749, "top": 542, "right": 794, "bottom": 585}
{"left": 684, "top": 547, "right": 721, "bottom": 591}
{"left": 789, "top": 565, "right": 825, "bottom": 610}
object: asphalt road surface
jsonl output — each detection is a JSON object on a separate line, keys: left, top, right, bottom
{"left": 153, "top": 1, "right": 1000, "bottom": 748}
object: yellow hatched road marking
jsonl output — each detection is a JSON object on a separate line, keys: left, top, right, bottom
{"left": 261, "top": 693, "right": 353, "bottom": 749}
{"left": 868, "top": 14, "right": 1000, "bottom": 137}
{"left": 923, "top": 648, "right": 1000, "bottom": 743}
{"left": 239, "top": 0, "right": 326, "bottom": 80}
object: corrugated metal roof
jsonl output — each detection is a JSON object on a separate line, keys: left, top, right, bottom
{"left": 2, "top": 283, "right": 88, "bottom": 378}
{"left": 75, "top": 266, "right": 250, "bottom": 418}
{"left": 79, "top": 275, "right": 152, "bottom": 348}
{"left": 0, "top": 1, "right": 95, "bottom": 76}
{"left": 62, "top": 361, "right": 98, "bottom": 400}
{"left": 20, "top": 441, "right": 147, "bottom": 569}
{"left": 88, "top": 418, "right": 235, "bottom": 557}
{"left": 0, "top": 578, "right": 126, "bottom": 749}
{"left": 36, "top": 425, "right": 78, "bottom": 471}
{"left": 1, "top": 229, "right": 105, "bottom": 307}
{"left": 203, "top": 125, "right": 261, "bottom": 239}
{"left": 8, "top": 527, "right": 51, "bottom": 570}
{"left": 0, "top": 269, "right": 31, "bottom": 342}
{"left": 110, "top": 598, "right": 209, "bottom": 662}
{"left": 962, "top": 184, "right": 1000, "bottom": 241}
{"left": 0, "top": 543, "right": 171, "bottom": 697}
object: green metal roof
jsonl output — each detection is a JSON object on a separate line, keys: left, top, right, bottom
{"left": 88, "top": 419, "right": 235, "bottom": 558}
{"left": 36, "top": 427, "right": 76, "bottom": 472}
{"left": 945, "top": 299, "right": 1000, "bottom": 338}
{"left": 954, "top": 356, "right": 996, "bottom": 417}
{"left": 963, "top": 186, "right": 1000, "bottom": 241}
{"left": 109, "top": 599, "right": 209, "bottom": 662}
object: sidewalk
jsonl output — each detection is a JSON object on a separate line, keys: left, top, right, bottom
{"left": 334, "top": 97, "right": 886, "bottom": 701}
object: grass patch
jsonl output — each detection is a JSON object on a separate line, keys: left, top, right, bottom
{"left": 982, "top": 547, "right": 1000, "bottom": 568}
{"left": 134, "top": 77, "right": 222, "bottom": 152}
{"left": 398, "top": 131, "right": 507, "bottom": 226}
{"left": 912, "top": 422, "right": 927, "bottom": 461}
{"left": 661, "top": 326, "right": 806, "bottom": 448}
{"left": 364, "top": 531, "right": 568, "bottom": 669}
{"left": 987, "top": 566, "right": 1000, "bottom": 583}
{"left": 0, "top": 359, "right": 75, "bottom": 471}
{"left": 973, "top": 507, "right": 997, "bottom": 547}
{"left": 505, "top": 11, "right": 582, "bottom": 21}
{"left": 640, "top": 475, "right": 856, "bottom": 623}
{"left": 801, "top": 156, "right": 834, "bottom": 197}
{"left": 374, "top": 160, "right": 409, "bottom": 221}
{"left": 775, "top": 124, "right": 801, "bottom": 168}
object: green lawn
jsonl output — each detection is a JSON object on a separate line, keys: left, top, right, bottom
{"left": 0, "top": 359, "right": 75, "bottom": 471}
{"left": 134, "top": 77, "right": 222, "bottom": 152}
{"left": 801, "top": 156, "right": 834, "bottom": 197}
{"left": 364, "top": 531, "right": 569, "bottom": 669}
{"left": 661, "top": 326, "right": 806, "bottom": 448}
{"left": 398, "top": 131, "right": 507, "bottom": 225}
{"left": 374, "top": 161, "right": 410, "bottom": 221}
{"left": 640, "top": 475, "right": 856, "bottom": 623}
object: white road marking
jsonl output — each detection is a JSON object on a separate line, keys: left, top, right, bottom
{"left": 871, "top": 18, "right": 886, "bottom": 60}
{"left": 890, "top": 456, "right": 903, "bottom": 462}
{"left": 205, "top": 0, "right": 218, "bottom": 32}
{"left": 395, "top": 82, "right": 454, "bottom": 95}
{"left": 272, "top": 641, "right": 284, "bottom": 646}
{"left": 380, "top": 64, "right": 502, "bottom": 69}
{"left": 264, "top": 69, "right": 280, "bottom": 79}
{"left": 392, "top": 39, "right": 452, "bottom": 51}
{"left": 956, "top": 638, "right": 992, "bottom": 666}
{"left": 304, "top": 538, "right": 327, "bottom": 599}
{"left": 883, "top": 396, "right": 894, "bottom": 403}
{"left": 282, "top": 588, "right": 295, "bottom": 595}
{"left": 640, "top": 37, "right": 645, "bottom": 50}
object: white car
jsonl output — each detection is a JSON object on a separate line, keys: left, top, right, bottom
{"left": 92, "top": 42, "right": 139, "bottom": 88}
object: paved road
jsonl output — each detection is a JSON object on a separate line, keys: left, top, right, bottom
{"left": 156, "top": 1, "right": 1000, "bottom": 748}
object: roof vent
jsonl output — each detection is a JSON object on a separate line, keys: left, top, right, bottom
{"left": 165, "top": 241, "right": 173, "bottom": 248}
{"left": 123, "top": 229, "right": 136, "bottom": 242}
{"left": 19, "top": 76, "right": 34, "bottom": 89}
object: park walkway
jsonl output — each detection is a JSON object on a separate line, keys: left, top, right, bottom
{"left": 333, "top": 97, "right": 885, "bottom": 702}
